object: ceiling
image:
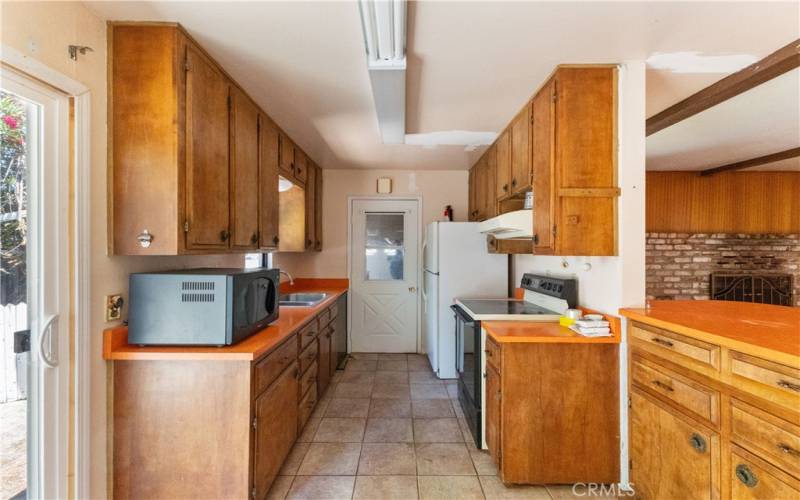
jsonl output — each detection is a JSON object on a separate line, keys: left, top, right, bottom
{"left": 647, "top": 68, "right": 800, "bottom": 172}
{"left": 85, "top": 1, "right": 800, "bottom": 171}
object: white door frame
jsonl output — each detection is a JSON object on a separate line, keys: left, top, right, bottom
{"left": 1, "top": 45, "right": 92, "bottom": 500}
{"left": 347, "top": 196, "right": 423, "bottom": 353}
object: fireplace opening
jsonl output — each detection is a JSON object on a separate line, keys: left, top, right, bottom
{"left": 710, "top": 273, "right": 794, "bottom": 306}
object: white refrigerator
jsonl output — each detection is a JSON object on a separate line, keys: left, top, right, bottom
{"left": 422, "top": 222, "right": 507, "bottom": 379}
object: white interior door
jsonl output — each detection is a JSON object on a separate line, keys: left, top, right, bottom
{"left": 1, "top": 68, "right": 70, "bottom": 500}
{"left": 350, "top": 199, "right": 419, "bottom": 353}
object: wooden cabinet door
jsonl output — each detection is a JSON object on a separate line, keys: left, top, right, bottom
{"left": 230, "top": 86, "right": 260, "bottom": 249}
{"left": 630, "top": 390, "right": 719, "bottom": 500}
{"left": 730, "top": 446, "right": 800, "bottom": 500}
{"left": 468, "top": 167, "right": 477, "bottom": 221}
{"left": 484, "top": 145, "right": 497, "bottom": 218}
{"left": 293, "top": 148, "right": 308, "bottom": 186}
{"left": 486, "top": 364, "right": 501, "bottom": 464}
{"left": 304, "top": 163, "right": 316, "bottom": 251}
{"left": 314, "top": 163, "right": 323, "bottom": 251}
{"left": 495, "top": 129, "right": 511, "bottom": 199}
{"left": 531, "top": 80, "right": 555, "bottom": 255}
{"left": 509, "top": 102, "right": 532, "bottom": 196}
{"left": 185, "top": 43, "right": 231, "bottom": 250}
{"left": 259, "top": 115, "right": 280, "bottom": 249}
{"left": 318, "top": 324, "right": 332, "bottom": 396}
{"left": 278, "top": 132, "right": 295, "bottom": 179}
{"left": 253, "top": 362, "right": 299, "bottom": 499}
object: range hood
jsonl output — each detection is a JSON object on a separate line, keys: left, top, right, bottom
{"left": 477, "top": 209, "right": 532, "bottom": 239}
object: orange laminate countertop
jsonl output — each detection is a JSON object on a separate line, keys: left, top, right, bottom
{"left": 484, "top": 308, "right": 621, "bottom": 344}
{"left": 102, "top": 279, "right": 348, "bottom": 362}
{"left": 620, "top": 300, "right": 800, "bottom": 359}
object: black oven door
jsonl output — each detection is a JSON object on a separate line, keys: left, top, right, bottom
{"left": 451, "top": 304, "right": 481, "bottom": 448}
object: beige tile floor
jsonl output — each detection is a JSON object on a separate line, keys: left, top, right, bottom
{"left": 269, "top": 353, "right": 617, "bottom": 500}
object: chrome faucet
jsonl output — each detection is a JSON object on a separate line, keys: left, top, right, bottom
{"left": 279, "top": 270, "right": 294, "bottom": 285}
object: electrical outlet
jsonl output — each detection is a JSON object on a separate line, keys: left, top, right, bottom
{"left": 105, "top": 294, "right": 124, "bottom": 322}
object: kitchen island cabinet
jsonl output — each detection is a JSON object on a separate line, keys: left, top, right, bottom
{"left": 105, "top": 281, "right": 347, "bottom": 499}
{"left": 620, "top": 301, "right": 800, "bottom": 500}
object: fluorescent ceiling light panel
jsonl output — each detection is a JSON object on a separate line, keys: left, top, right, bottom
{"left": 646, "top": 51, "right": 759, "bottom": 74}
{"left": 359, "top": 0, "right": 407, "bottom": 143}
{"left": 405, "top": 131, "right": 498, "bottom": 151}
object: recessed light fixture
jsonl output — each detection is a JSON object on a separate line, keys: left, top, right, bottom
{"left": 646, "top": 51, "right": 758, "bottom": 74}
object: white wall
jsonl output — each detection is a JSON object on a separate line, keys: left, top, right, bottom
{"left": 512, "top": 62, "right": 646, "bottom": 488}
{"left": 273, "top": 169, "right": 468, "bottom": 278}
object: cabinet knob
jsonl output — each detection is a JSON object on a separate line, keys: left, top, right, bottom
{"left": 735, "top": 464, "right": 758, "bottom": 488}
{"left": 511, "top": 179, "right": 517, "bottom": 187}
{"left": 251, "top": 232, "right": 259, "bottom": 244}
{"left": 502, "top": 184, "right": 508, "bottom": 192}
{"left": 533, "top": 234, "right": 539, "bottom": 245}
{"left": 307, "top": 239, "right": 313, "bottom": 248}
{"left": 689, "top": 433, "right": 707, "bottom": 453}
{"left": 315, "top": 241, "right": 321, "bottom": 250}
{"left": 273, "top": 235, "right": 280, "bottom": 245}
{"left": 220, "top": 230, "right": 230, "bottom": 242}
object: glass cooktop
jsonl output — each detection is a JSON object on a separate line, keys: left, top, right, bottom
{"left": 457, "top": 299, "right": 560, "bottom": 316}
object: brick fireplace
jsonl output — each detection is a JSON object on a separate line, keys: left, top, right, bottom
{"left": 645, "top": 233, "right": 800, "bottom": 307}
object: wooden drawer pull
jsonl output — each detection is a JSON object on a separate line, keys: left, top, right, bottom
{"left": 735, "top": 464, "right": 758, "bottom": 488}
{"left": 651, "top": 380, "right": 674, "bottom": 392}
{"left": 777, "top": 443, "right": 800, "bottom": 457}
{"left": 777, "top": 379, "right": 800, "bottom": 392}
{"left": 651, "top": 337, "right": 674, "bottom": 348}
{"left": 689, "top": 433, "right": 707, "bottom": 453}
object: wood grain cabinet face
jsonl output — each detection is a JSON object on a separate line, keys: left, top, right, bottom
{"left": 305, "top": 164, "right": 316, "bottom": 250}
{"left": 531, "top": 80, "right": 555, "bottom": 255}
{"left": 630, "top": 390, "right": 719, "bottom": 500}
{"left": 484, "top": 145, "right": 498, "bottom": 219}
{"left": 468, "top": 168, "right": 477, "bottom": 221}
{"left": 230, "top": 86, "right": 260, "bottom": 249}
{"left": 253, "top": 362, "right": 299, "bottom": 499}
{"left": 485, "top": 364, "right": 501, "bottom": 465}
{"left": 509, "top": 102, "right": 532, "bottom": 196}
{"left": 730, "top": 446, "right": 800, "bottom": 500}
{"left": 495, "top": 130, "right": 511, "bottom": 199}
{"left": 293, "top": 148, "right": 308, "bottom": 186}
{"left": 279, "top": 133, "right": 295, "bottom": 179}
{"left": 318, "top": 324, "right": 332, "bottom": 395}
{"left": 259, "top": 115, "right": 280, "bottom": 249}
{"left": 314, "top": 163, "right": 323, "bottom": 251}
{"left": 185, "top": 43, "right": 231, "bottom": 250}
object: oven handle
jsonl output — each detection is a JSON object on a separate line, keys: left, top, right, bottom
{"left": 450, "top": 304, "right": 475, "bottom": 325}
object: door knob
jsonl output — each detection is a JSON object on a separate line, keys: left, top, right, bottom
{"left": 409, "top": 286, "right": 417, "bottom": 293}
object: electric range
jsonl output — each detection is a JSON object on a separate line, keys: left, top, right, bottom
{"left": 451, "top": 273, "right": 578, "bottom": 448}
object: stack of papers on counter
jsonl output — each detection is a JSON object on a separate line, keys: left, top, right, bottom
{"left": 569, "top": 320, "right": 612, "bottom": 337}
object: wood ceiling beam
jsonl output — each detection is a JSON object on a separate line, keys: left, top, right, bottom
{"left": 699, "top": 147, "right": 800, "bottom": 176}
{"left": 647, "top": 38, "right": 800, "bottom": 136}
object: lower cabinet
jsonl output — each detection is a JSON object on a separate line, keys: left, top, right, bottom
{"left": 253, "top": 362, "right": 299, "bottom": 499}
{"left": 484, "top": 338, "right": 619, "bottom": 484}
{"left": 730, "top": 446, "right": 800, "bottom": 499}
{"left": 629, "top": 389, "right": 719, "bottom": 500}
{"left": 318, "top": 323, "right": 332, "bottom": 395}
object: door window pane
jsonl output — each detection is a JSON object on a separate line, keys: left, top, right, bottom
{"left": 365, "top": 213, "right": 404, "bottom": 281}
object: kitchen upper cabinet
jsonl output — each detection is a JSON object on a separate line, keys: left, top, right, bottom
{"left": 253, "top": 362, "right": 299, "bottom": 500}
{"left": 305, "top": 163, "right": 316, "bottom": 250}
{"left": 230, "top": 86, "right": 260, "bottom": 250}
{"left": 531, "top": 79, "right": 555, "bottom": 255}
{"left": 468, "top": 167, "right": 477, "bottom": 222}
{"left": 109, "top": 22, "right": 324, "bottom": 255}
{"left": 630, "top": 390, "right": 719, "bottom": 500}
{"left": 484, "top": 145, "right": 498, "bottom": 219}
{"left": 509, "top": 102, "right": 532, "bottom": 197}
{"left": 185, "top": 43, "right": 231, "bottom": 250}
{"left": 314, "top": 162, "right": 323, "bottom": 251}
{"left": 259, "top": 115, "right": 281, "bottom": 250}
{"left": 495, "top": 130, "right": 511, "bottom": 199}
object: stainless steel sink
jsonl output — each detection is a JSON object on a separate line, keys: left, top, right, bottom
{"left": 279, "top": 292, "right": 328, "bottom": 307}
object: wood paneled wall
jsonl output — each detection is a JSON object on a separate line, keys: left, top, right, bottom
{"left": 646, "top": 171, "right": 800, "bottom": 233}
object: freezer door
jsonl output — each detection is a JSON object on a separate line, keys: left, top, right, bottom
{"left": 423, "top": 222, "right": 439, "bottom": 274}
{"left": 424, "top": 270, "right": 439, "bottom": 373}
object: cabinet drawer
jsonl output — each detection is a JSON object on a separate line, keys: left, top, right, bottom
{"left": 631, "top": 323, "right": 720, "bottom": 370}
{"left": 300, "top": 361, "right": 318, "bottom": 399}
{"left": 299, "top": 341, "right": 318, "bottom": 374}
{"left": 632, "top": 357, "right": 719, "bottom": 424}
{"left": 731, "top": 399, "right": 800, "bottom": 477}
{"left": 254, "top": 336, "right": 298, "bottom": 396}
{"left": 730, "top": 351, "right": 800, "bottom": 400}
{"left": 730, "top": 445, "right": 800, "bottom": 499}
{"left": 299, "top": 384, "right": 318, "bottom": 430}
{"left": 298, "top": 320, "right": 319, "bottom": 350}
{"left": 485, "top": 336, "right": 502, "bottom": 371}
{"left": 316, "top": 307, "right": 331, "bottom": 328}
